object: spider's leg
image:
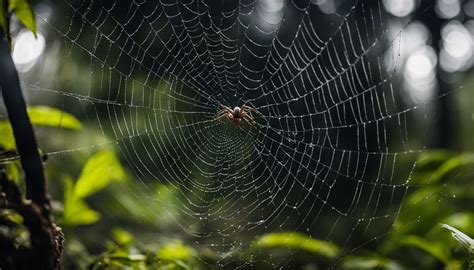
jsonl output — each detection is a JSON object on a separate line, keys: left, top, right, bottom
{"left": 242, "top": 104, "right": 264, "bottom": 120}
{"left": 244, "top": 109, "right": 255, "bottom": 120}
{"left": 241, "top": 103, "right": 254, "bottom": 112}
{"left": 215, "top": 114, "right": 225, "bottom": 121}
{"left": 242, "top": 116, "right": 255, "bottom": 127}
{"left": 215, "top": 110, "right": 225, "bottom": 118}
{"left": 241, "top": 108, "right": 259, "bottom": 126}
{"left": 221, "top": 105, "right": 233, "bottom": 113}
{"left": 241, "top": 104, "right": 255, "bottom": 118}
{"left": 215, "top": 112, "right": 229, "bottom": 122}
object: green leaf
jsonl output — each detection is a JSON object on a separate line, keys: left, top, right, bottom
{"left": 429, "top": 154, "right": 474, "bottom": 183}
{"left": 158, "top": 241, "right": 196, "bottom": 262}
{"left": 441, "top": 224, "right": 474, "bottom": 253}
{"left": 397, "top": 235, "right": 450, "bottom": 264}
{"left": 107, "top": 251, "right": 146, "bottom": 262}
{"left": 0, "top": 121, "right": 15, "bottom": 149}
{"left": 112, "top": 228, "right": 134, "bottom": 246}
{"left": 253, "top": 232, "right": 340, "bottom": 258}
{"left": 0, "top": 106, "right": 82, "bottom": 150}
{"left": 27, "top": 106, "right": 82, "bottom": 130}
{"left": 62, "top": 199, "right": 100, "bottom": 226}
{"left": 174, "top": 260, "right": 192, "bottom": 270}
{"left": 341, "top": 255, "right": 403, "bottom": 270}
{"left": 73, "top": 150, "right": 126, "bottom": 199}
{"left": 62, "top": 176, "right": 100, "bottom": 226}
{"left": 5, "top": 162, "right": 20, "bottom": 182}
{"left": 94, "top": 250, "right": 147, "bottom": 270}
{"left": 416, "top": 150, "right": 454, "bottom": 169}
{"left": 9, "top": 0, "right": 36, "bottom": 35}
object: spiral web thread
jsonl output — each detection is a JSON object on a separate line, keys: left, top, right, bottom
{"left": 7, "top": 0, "right": 448, "bottom": 267}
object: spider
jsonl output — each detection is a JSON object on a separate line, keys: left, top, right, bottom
{"left": 215, "top": 103, "right": 260, "bottom": 127}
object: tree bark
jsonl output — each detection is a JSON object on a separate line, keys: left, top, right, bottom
{"left": 0, "top": 28, "right": 50, "bottom": 215}
{"left": 0, "top": 28, "right": 63, "bottom": 269}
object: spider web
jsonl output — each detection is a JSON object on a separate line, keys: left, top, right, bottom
{"left": 4, "top": 0, "right": 452, "bottom": 267}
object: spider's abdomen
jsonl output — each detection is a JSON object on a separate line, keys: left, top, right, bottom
{"left": 233, "top": 107, "right": 241, "bottom": 118}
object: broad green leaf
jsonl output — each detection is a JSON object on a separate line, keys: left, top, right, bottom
{"left": 411, "top": 151, "right": 448, "bottom": 185}
{"left": 416, "top": 150, "right": 454, "bottom": 169}
{"left": 62, "top": 177, "right": 100, "bottom": 226}
{"left": 174, "top": 260, "right": 192, "bottom": 269}
{"left": 61, "top": 176, "right": 74, "bottom": 207}
{"left": 94, "top": 251, "right": 147, "bottom": 270}
{"left": 0, "top": 121, "right": 15, "bottom": 149}
{"left": 107, "top": 251, "right": 146, "bottom": 262}
{"left": 158, "top": 241, "right": 196, "bottom": 262}
{"left": 0, "top": 106, "right": 82, "bottom": 150}
{"left": 1, "top": 210, "right": 24, "bottom": 225}
{"left": 397, "top": 235, "right": 450, "bottom": 264}
{"left": 253, "top": 232, "right": 340, "bottom": 258}
{"left": 9, "top": 0, "right": 36, "bottom": 35}
{"left": 429, "top": 154, "right": 474, "bottom": 183}
{"left": 341, "top": 255, "right": 403, "bottom": 270}
{"left": 112, "top": 228, "right": 134, "bottom": 246}
{"left": 445, "top": 260, "right": 465, "bottom": 270}
{"left": 73, "top": 150, "right": 125, "bottom": 199}
{"left": 27, "top": 106, "right": 82, "bottom": 130}
{"left": 441, "top": 224, "right": 474, "bottom": 253}
{"left": 5, "top": 162, "right": 20, "bottom": 182}
{"left": 62, "top": 199, "right": 100, "bottom": 226}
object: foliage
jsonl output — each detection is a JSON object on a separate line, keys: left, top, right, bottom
{"left": 370, "top": 150, "right": 474, "bottom": 270}
{"left": 58, "top": 150, "right": 474, "bottom": 269}
{"left": 441, "top": 224, "right": 474, "bottom": 254}
{"left": 340, "top": 255, "right": 402, "bottom": 270}
{"left": 0, "top": 109, "right": 473, "bottom": 269}
{"left": 0, "top": 105, "right": 82, "bottom": 183}
{"left": 441, "top": 224, "right": 474, "bottom": 268}
{"left": 62, "top": 150, "right": 126, "bottom": 226}
{"left": 253, "top": 232, "right": 340, "bottom": 259}
{"left": 8, "top": 0, "right": 36, "bottom": 33}
{"left": 1, "top": 105, "right": 473, "bottom": 269}
{"left": 0, "top": 105, "right": 82, "bottom": 150}
{"left": 0, "top": 0, "right": 36, "bottom": 46}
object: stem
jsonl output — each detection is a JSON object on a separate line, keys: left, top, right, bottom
{"left": 0, "top": 29, "right": 50, "bottom": 215}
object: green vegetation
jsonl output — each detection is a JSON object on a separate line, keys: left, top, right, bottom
{"left": 0, "top": 0, "right": 36, "bottom": 46}
{"left": 1, "top": 0, "right": 473, "bottom": 269}
{"left": 56, "top": 149, "right": 474, "bottom": 269}
{"left": 3, "top": 114, "right": 473, "bottom": 268}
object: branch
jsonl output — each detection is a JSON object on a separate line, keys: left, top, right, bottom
{"left": 1, "top": 170, "right": 64, "bottom": 269}
{"left": 0, "top": 29, "right": 50, "bottom": 215}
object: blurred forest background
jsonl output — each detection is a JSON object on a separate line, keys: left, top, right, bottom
{"left": 1, "top": 0, "right": 474, "bottom": 269}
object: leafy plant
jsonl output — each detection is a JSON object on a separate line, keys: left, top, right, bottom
{"left": 341, "top": 255, "right": 402, "bottom": 270}
{"left": 253, "top": 232, "right": 340, "bottom": 259}
{"left": 0, "top": 105, "right": 82, "bottom": 182}
{"left": 0, "top": 0, "right": 36, "bottom": 46}
{"left": 441, "top": 224, "right": 474, "bottom": 268}
{"left": 0, "top": 105, "right": 82, "bottom": 150}
{"left": 89, "top": 232, "right": 200, "bottom": 270}
{"left": 61, "top": 150, "right": 126, "bottom": 226}
{"left": 352, "top": 150, "right": 474, "bottom": 270}
{"left": 156, "top": 241, "right": 198, "bottom": 269}
{"left": 57, "top": 150, "right": 474, "bottom": 269}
